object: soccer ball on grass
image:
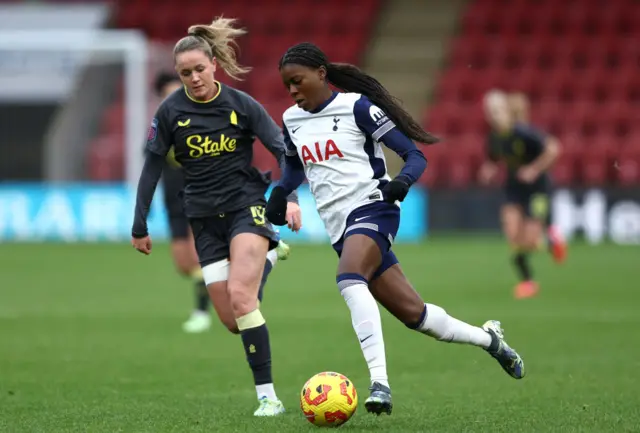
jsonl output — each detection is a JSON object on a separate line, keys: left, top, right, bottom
{"left": 300, "top": 371, "right": 358, "bottom": 427}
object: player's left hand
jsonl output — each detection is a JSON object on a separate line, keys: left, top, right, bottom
{"left": 517, "top": 166, "right": 539, "bottom": 184}
{"left": 382, "top": 177, "right": 410, "bottom": 203}
{"left": 285, "top": 202, "right": 302, "bottom": 233}
{"left": 266, "top": 186, "right": 288, "bottom": 226}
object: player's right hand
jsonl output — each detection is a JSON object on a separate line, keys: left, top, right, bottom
{"left": 132, "top": 235, "right": 152, "bottom": 255}
{"left": 266, "top": 186, "right": 288, "bottom": 226}
{"left": 479, "top": 162, "right": 498, "bottom": 185}
{"left": 285, "top": 201, "right": 302, "bottom": 233}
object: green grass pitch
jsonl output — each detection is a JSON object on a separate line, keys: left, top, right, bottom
{"left": 0, "top": 238, "right": 638, "bottom": 432}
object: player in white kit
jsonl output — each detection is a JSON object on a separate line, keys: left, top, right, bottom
{"left": 266, "top": 43, "right": 526, "bottom": 416}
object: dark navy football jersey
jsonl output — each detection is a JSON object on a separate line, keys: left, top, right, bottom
{"left": 146, "top": 82, "right": 290, "bottom": 217}
{"left": 486, "top": 122, "right": 550, "bottom": 189}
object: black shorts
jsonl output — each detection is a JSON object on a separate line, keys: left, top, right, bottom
{"left": 505, "top": 184, "right": 551, "bottom": 223}
{"left": 188, "top": 203, "right": 279, "bottom": 267}
{"left": 161, "top": 166, "right": 190, "bottom": 239}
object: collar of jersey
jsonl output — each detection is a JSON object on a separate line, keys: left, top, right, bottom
{"left": 309, "top": 91, "right": 338, "bottom": 114}
{"left": 184, "top": 81, "right": 222, "bottom": 104}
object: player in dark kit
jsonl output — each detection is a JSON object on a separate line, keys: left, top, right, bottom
{"left": 479, "top": 90, "right": 567, "bottom": 299}
{"left": 153, "top": 71, "right": 292, "bottom": 334}
{"left": 132, "top": 18, "right": 302, "bottom": 416}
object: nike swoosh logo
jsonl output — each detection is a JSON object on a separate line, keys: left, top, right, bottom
{"left": 359, "top": 335, "right": 373, "bottom": 343}
{"left": 291, "top": 126, "right": 301, "bottom": 134}
{"left": 177, "top": 118, "right": 191, "bottom": 127}
{"left": 354, "top": 216, "right": 371, "bottom": 222}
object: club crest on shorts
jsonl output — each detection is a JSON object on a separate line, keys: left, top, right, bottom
{"left": 147, "top": 118, "right": 159, "bottom": 143}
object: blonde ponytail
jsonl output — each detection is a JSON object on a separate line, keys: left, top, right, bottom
{"left": 174, "top": 17, "right": 250, "bottom": 81}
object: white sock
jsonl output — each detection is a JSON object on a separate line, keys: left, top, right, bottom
{"left": 266, "top": 250, "right": 278, "bottom": 267}
{"left": 417, "top": 303, "right": 492, "bottom": 349}
{"left": 256, "top": 383, "right": 277, "bottom": 401}
{"left": 191, "top": 310, "right": 209, "bottom": 318}
{"left": 339, "top": 281, "right": 389, "bottom": 389}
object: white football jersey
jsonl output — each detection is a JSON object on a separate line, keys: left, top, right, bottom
{"left": 283, "top": 92, "right": 397, "bottom": 244}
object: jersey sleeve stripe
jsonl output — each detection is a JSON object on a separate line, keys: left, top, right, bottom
{"left": 372, "top": 121, "right": 395, "bottom": 141}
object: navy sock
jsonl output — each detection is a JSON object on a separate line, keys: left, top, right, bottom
{"left": 195, "top": 280, "right": 209, "bottom": 312}
{"left": 257, "top": 260, "right": 273, "bottom": 302}
{"left": 241, "top": 324, "right": 273, "bottom": 385}
{"left": 513, "top": 252, "right": 532, "bottom": 281}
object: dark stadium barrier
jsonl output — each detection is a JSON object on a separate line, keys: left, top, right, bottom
{"left": 427, "top": 187, "right": 640, "bottom": 245}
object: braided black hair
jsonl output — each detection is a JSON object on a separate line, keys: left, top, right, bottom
{"left": 153, "top": 71, "right": 180, "bottom": 97}
{"left": 279, "top": 42, "right": 439, "bottom": 145}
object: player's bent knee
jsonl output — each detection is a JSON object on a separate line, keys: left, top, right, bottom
{"left": 235, "top": 308, "right": 266, "bottom": 331}
{"left": 402, "top": 302, "right": 427, "bottom": 328}
{"left": 171, "top": 255, "right": 193, "bottom": 276}
{"left": 503, "top": 227, "right": 520, "bottom": 246}
{"left": 217, "top": 312, "right": 240, "bottom": 334}
{"left": 175, "top": 264, "right": 191, "bottom": 276}
{"left": 525, "top": 224, "right": 544, "bottom": 250}
{"left": 202, "top": 259, "right": 230, "bottom": 285}
{"left": 220, "top": 317, "right": 240, "bottom": 334}
{"left": 228, "top": 284, "right": 258, "bottom": 317}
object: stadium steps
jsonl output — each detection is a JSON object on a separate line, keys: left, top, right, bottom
{"left": 363, "top": 0, "right": 467, "bottom": 175}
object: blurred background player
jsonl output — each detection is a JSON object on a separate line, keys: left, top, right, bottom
{"left": 507, "top": 91, "right": 530, "bottom": 124}
{"left": 152, "top": 71, "right": 291, "bottom": 334}
{"left": 479, "top": 90, "right": 567, "bottom": 299}
{"left": 133, "top": 18, "right": 302, "bottom": 416}
{"left": 153, "top": 71, "right": 209, "bottom": 333}
{"left": 268, "top": 43, "right": 525, "bottom": 416}
{"left": 507, "top": 91, "right": 568, "bottom": 269}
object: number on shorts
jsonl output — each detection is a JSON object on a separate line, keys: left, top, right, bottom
{"left": 530, "top": 193, "right": 549, "bottom": 220}
{"left": 250, "top": 205, "right": 266, "bottom": 226}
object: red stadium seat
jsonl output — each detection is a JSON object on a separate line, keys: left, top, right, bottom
{"left": 551, "top": 151, "right": 578, "bottom": 186}
{"left": 89, "top": 0, "right": 382, "bottom": 180}
{"left": 614, "top": 147, "right": 640, "bottom": 185}
{"left": 426, "top": 0, "right": 640, "bottom": 187}
{"left": 579, "top": 146, "right": 612, "bottom": 185}
{"left": 419, "top": 151, "right": 442, "bottom": 187}
{"left": 437, "top": 151, "right": 477, "bottom": 188}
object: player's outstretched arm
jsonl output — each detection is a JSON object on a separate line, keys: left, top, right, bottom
{"left": 242, "top": 91, "right": 299, "bottom": 204}
{"left": 278, "top": 153, "right": 306, "bottom": 195}
{"left": 378, "top": 129, "right": 427, "bottom": 203}
{"left": 379, "top": 128, "right": 427, "bottom": 185}
{"left": 131, "top": 151, "right": 165, "bottom": 253}
{"left": 131, "top": 108, "right": 172, "bottom": 252}
{"left": 354, "top": 95, "right": 426, "bottom": 202}
{"left": 517, "top": 125, "right": 561, "bottom": 183}
{"left": 528, "top": 135, "right": 561, "bottom": 174}
{"left": 266, "top": 154, "right": 305, "bottom": 227}
{"left": 478, "top": 160, "right": 499, "bottom": 185}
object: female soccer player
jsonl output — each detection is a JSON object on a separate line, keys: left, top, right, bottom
{"left": 479, "top": 90, "right": 566, "bottom": 299}
{"left": 131, "top": 18, "right": 301, "bottom": 416}
{"left": 266, "top": 42, "right": 525, "bottom": 417}
{"left": 152, "top": 71, "right": 292, "bottom": 334}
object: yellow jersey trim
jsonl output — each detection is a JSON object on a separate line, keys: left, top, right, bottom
{"left": 184, "top": 81, "right": 222, "bottom": 104}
